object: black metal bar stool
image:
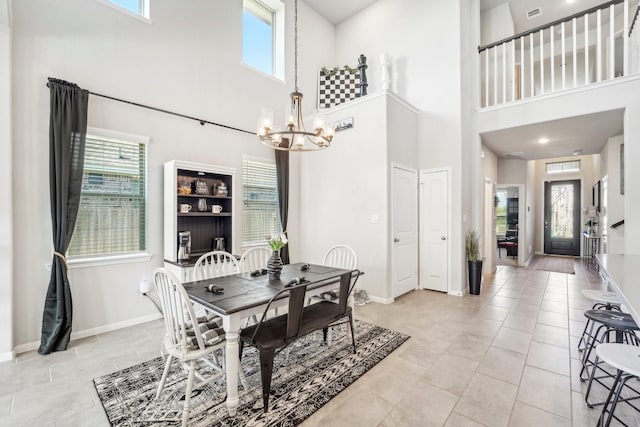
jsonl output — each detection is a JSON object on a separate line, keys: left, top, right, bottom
{"left": 578, "top": 290, "right": 622, "bottom": 353}
{"left": 580, "top": 310, "right": 640, "bottom": 408}
{"left": 594, "top": 343, "right": 640, "bottom": 427}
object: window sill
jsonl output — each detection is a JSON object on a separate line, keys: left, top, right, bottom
{"left": 240, "top": 62, "right": 285, "bottom": 84}
{"left": 65, "top": 253, "right": 153, "bottom": 269}
{"left": 95, "top": 0, "right": 153, "bottom": 24}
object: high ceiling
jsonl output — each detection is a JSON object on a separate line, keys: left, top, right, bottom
{"left": 480, "top": 110, "right": 624, "bottom": 160}
{"left": 302, "top": 0, "right": 378, "bottom": 25}
{"left": 301, "top": 0, "right": 625, "bottom": 162}
{"left": 480, "top": 0, "right": 618, "bottom": 34}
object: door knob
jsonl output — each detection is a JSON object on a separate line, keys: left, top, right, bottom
{"left": 394, "top": 237, "right": 400, "bottom": 243}
{"left": 441, "top": 236, "right": 447, "bottom": 240}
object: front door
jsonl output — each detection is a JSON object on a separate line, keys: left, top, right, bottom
{"left": 392, "top": 165, "right": 418, "bottom": 298}
{"left": 544, "top": 180, "right": 581, "bottom": 256}
{"left": 419, "top": 169, "right": 449, "bottom": 292}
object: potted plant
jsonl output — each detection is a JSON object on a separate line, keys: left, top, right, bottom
{"left": 465, "top": 230, "right": 483, "bottom": 295}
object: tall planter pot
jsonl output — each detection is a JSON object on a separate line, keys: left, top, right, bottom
{"left": 468, "top": 260, "right": 483, "bottom": 295}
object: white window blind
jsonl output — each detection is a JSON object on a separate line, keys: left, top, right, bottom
{"left": 242, "top": 159, "right": 281, "bottom": 244}
{"left": 68, "top": 133, "right": 147, "bottom": 258}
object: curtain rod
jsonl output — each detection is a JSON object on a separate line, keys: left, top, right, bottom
{"left": 46, "top": 79, "right": 256, "bottom": 136}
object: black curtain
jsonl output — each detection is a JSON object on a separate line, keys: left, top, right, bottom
{"left": 275, "top": 150, "right": 290, "bottom": 264}
{"left": 38, "top": 78, "right": 89, "bottom": 354}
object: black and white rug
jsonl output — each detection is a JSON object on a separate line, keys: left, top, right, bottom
{"left": 93, "top": 321, "right": 409, "bottom": 426}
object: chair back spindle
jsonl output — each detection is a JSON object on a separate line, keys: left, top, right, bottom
{"left": 193, "top": 251, "right": 239, "bottom": 281}
{"left": 239, "top": 247, "right": 271, "bottom": 273}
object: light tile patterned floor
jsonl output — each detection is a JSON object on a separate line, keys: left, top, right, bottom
{"left": 1, "top": 258, "right": 638, "bottom": 426}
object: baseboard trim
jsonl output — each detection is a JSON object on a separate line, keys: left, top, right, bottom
{"left": 0, "top": 350, "right": 15, "bottom": 363}
{"left": 449, "top": 290, "right": 464, "bottom": 296}
{"left": 368, "top": 295, "right": 394, "bottom": 304}
{"left": 14, "top": 312, "right": 163, "bottom": 355}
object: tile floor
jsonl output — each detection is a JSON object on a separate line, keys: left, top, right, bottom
{"left": 1, "top": 257, "right": 639, "bottom": 426}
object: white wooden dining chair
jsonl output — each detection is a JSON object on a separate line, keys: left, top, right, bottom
{"left": 323, "top": 245, "right": 358, "bottom": 270}
{"left": 193, "top": 250, "right": 239, "bottom": 281}
{"left": 239, "top": 247, "right": 271, "bottom": 273}
{"left": 153, "top": 268, "right": 246, "bottom": 426}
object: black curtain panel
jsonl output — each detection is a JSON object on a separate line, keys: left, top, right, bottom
{"left": 39, "top": 78, "right": 88, "bottom": 355}
{"left": 275, "top": 150, "right": 290, "bottom": 264}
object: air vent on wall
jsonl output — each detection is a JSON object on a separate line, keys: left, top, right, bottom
{"left": 527, "top": 7, "right": 542, "bottom": 19}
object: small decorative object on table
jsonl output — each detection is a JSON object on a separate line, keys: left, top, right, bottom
{"left": 266, "top": 233, "right": 288, "bottom": 280}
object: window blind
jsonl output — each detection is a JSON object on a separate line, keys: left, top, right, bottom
{"left": 243, "top": 159, "right": 281, "bottom": 244}
{"left": 67, "top": 134, "right": 147, "bottom": 258}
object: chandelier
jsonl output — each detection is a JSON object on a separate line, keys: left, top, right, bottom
{"left": 257, "top": 0, "right": 334, "bottom": 151}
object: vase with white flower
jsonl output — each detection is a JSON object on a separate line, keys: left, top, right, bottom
{"left": 266, "top": 233, "right": 288, "bottom": 280}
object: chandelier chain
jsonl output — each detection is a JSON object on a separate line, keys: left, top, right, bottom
{"left": 294, "top": 0, "right": 298, "bottom": 91}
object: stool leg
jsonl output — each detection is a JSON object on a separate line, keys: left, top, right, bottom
{"left": 585, "top": 354, "right": 600, "bottom": 407}
{"left": 598, "top": 369, "right": 623, "bottom": 427}
{"left": 604, "top": 372, "right": 627, "bottom": 427}
{"left": 578, "top": 319, "right": 594, "bottom": 352}
{"left": 581, "top": 325, "right": 605, "bottom": 380}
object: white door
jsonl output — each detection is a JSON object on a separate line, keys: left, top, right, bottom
{"left": 392, "top": 165, "right": 418, "bottom": 298}
{"left": 419, "top": 169, "right": 449, "bottom": 292}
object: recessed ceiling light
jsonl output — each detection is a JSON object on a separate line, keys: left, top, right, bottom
{"left": 538, "top": 137, "right": 550, "bottom": 144}
{"left": 573, "top": 149, "right": 583, "bottom": 156}
{"left": 566, "top": 0, "right": 576, "bottom": 4}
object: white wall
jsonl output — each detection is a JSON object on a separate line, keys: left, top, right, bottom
{"left": 480, "top": 3, "right": 513, "bottom": 46}
{"left": 498, "top": 158, "right": 527, "bottom": 184}
{"left": 600, "top": 135, "right": 625, "bottom": 253}
{"left": 332, "top": 0, "right": 469, "bottom": 295}
{"left": 481, "top": 145, "right": 498, "bottom": 272}
{"left": 525, "top": 160, "right": 536, "bottom": 263}
{"left": 0, "top": 0, "right": 13, "bottom": 361}
{"left": 10, "top": 0, "right": 335, "bottom": 350}
{"left": 299, "top": 93, "right": 393, "bottom": 300}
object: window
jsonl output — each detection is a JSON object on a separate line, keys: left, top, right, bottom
{"left": 242, "top": 0, "right": 284, "bottom": 79}
{"left": 98, "top": 0, "right": 150, "bottom": 20}
{"left": 546, "top": 160, "right": 581, "bottom": 174}
{"left": 242, "top": 158, "right": 282, "bottom": 244}
{"left": 495, "top": 190, "right": 507, "bottom": 235}
{"left": 67, "top": 129, "right": 148, "bottom": 259}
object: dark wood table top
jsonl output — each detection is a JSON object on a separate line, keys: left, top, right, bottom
{"left": 184, "top": 262, "right": 353, "bottom": 315}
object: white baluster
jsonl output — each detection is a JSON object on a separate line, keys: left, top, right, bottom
{"left": 551, "top": 25, "right": 555, "bottom": 92}
{"left": 502, "top": 42, "right": 507, "bottom": 103}
{"left": 562, "top": 21, "right": 566, "bottom": 90}
{"left": 520, "top": 36, "right": 524, "bottom": 99}
{"left": 485, "top": 49, "right": 489, "bottom": 106}
{"left": 585, "top": 13, "right": 589, "bottom": 85}
{"left": 624, "top": 0, "right": 629, "bottom": 77}
{"left": 573, "top": 18, "right": 578, "bottom": 87}
{"left": 610, "top": 4, "right": 615, "bottom": 79}
{"left": 494, "top": 45, "right": 498, "bottom": 105}
{"left": 540, "top": 29, "right": 545, "bottom": 94}
{"left": 530, "top": 33, "right": 535, "bottom": 96}
{"left": 597, "top": 8, "right": 602, "bottom": 82}
{"left": 511, "top": 40, "right": 516, "bottom": 102}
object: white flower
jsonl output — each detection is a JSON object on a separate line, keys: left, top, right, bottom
{"left": 280, "top": 233, "right": 288, "bottom": 244}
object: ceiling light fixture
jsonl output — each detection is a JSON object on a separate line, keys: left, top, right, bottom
{"left": 257, "top": 0, "right": 334, "bottom": 151}
{"left": 538, "top": 137, "right": 550, "bottom": 144}
{"left": 573, "top": 149, "right": 583, "bottom": 156}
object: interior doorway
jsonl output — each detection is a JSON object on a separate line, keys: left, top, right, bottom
{"left": 495, "top": 186, "right": 520, "bottom": 266}
{"left": 544, "top": 180, "right": 581, "bottom": 256}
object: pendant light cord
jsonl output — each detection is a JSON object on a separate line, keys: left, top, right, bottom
{"left": 294, "top": 0, "right": 298, "bottom": 92}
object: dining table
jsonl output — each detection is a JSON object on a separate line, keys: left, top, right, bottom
{"left": 183, "top": 262, "right": 356, "bottom": 415}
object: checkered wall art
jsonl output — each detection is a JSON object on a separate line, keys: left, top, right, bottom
{"left": 317, "top": 68, "right": 361, "bottom": 109}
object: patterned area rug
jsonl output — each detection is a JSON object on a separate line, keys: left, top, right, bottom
{"left": 93, "top": 321, "right": 409, "bottom": 426}
{"left": 536, "top": 255, "right": 575, "bottom": 274}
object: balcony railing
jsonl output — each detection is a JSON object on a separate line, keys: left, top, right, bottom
{"left": 479, "top": 0, "right": 640, "bottom": 108}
